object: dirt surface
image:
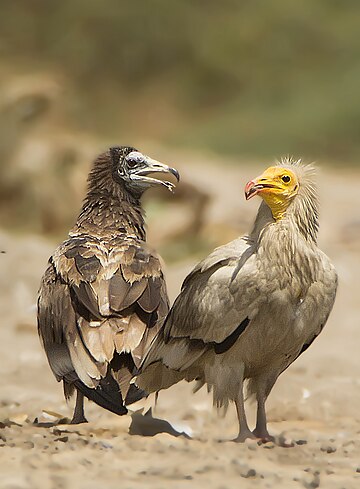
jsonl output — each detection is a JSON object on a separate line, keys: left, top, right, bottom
{"left": 0, "top": 157, "right": 359, "bottom": 489}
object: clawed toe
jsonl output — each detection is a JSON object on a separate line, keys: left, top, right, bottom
{"left": 252, "top": 430, "right": 275, "bottom": 444}
{"left": 232, "top": 432, "right": 258, "bottom": 443}
{"left": 70, "top": 416, "right": 88, "bottom": 425}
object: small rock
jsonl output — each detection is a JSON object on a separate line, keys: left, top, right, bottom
{"left": 98, "top": 441, "right": 113, "bottom": 449}
{"left": 34, "top": 410, "right": 70, "bottom": 426}
{"left": 263, "top": 442, "right": 275, "bottom": 449}
{"left": 241, "top": 469, "right": 256, "bottom": 479}
{"left": 23, "top": 441, "right": 35, "bottom": 449}
{"left": 8, "top": 413, "right": 29, "bottom": 425}
{"left": 55, "top": 436, "right": 69, "bottom": 443}
{"left": 247, "top": 443, "right": 257, "bottom": 451}
{"left": 296, "top": 439, "right": 308, "bottom": 445}
{"left": 356, "top": 467, "right": 360, "bottom": 473}
{"left": 302, "top": 473, "right": 320, "bottom": 489}
{"left": 320, "top": 444, "right": 336, "bottom": 454}
{"left": 278, "top": 433, "right": 295, "bottom": 447}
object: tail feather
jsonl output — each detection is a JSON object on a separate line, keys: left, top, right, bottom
{"left": 74, "top": 375, "right": 128, "bottom": 416}
{"left": 125, "top": 384, "right": 148, "bottom": 405}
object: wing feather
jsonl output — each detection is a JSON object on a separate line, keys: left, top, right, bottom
{"left": 40, "top": 236, "right": 169, "bottom": 408}
{"left": 109, "top": 271, "right": 147, "bottom": 311}
{"left": 137, "top": 277, "right": 162, "bottom": 313}
{"left": 163, "top": 237, "right": 255, "bottom": 344}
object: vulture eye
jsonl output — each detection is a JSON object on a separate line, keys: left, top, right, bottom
{"left": 281, "top": 175, "right": 291, "bottom": 183}
{"left": 127, "top": 159, "right": 138, "bottom": 169}
{"left": 125, "top": 151, "right": 145, "bottom": 169}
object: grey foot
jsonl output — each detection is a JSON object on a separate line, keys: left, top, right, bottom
{"left": 232, "top": 430, "right": 258, "bottom": 443}
{"left": 70, "top": 415, "right": 88, "bottom": 425}
{"left": 252, "top": 428, "right": 275, "bottom": 444}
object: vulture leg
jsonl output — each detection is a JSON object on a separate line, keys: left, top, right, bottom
{"left": 71, "top": 390, "right": 88, "bottom": 424}
{"left": 252, "top": 397, "right": 274, "bottom": 442}
{"left": 233, "top": 380, "right": 256, "bottom": 442}
{"left": 252, "top": 376, "right": 276, "bottom": 442}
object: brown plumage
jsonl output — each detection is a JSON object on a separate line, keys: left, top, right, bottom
{"left": 38, "top": 146, "right": 179, "bottom": 423}
{"left": 137, "top": 159, "right": 337, "bottom": 442}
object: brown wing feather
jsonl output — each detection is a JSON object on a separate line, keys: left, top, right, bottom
{"left": 38, "top": 265, "right": 98, "bottom": 386}
{"left": 40, "top": 236, "right": 169, "bottom": 410}
{"left": 137, "top": 277, "right": 162, "bottom": 313}
{"left": 109, "top": 271, "right": 147, "bottom": 311}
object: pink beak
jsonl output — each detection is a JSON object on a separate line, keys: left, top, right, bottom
{"left": 245, "top": 180, "right": 258, "bottom": 200}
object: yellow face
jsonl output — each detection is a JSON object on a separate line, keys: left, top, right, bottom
{"left": 245, "top": 166, "right": 299, "bottom": 220}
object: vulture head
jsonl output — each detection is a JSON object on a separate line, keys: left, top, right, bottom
{"left": 87, "top": 146, "right": 179, "bottom": 199}
{"left": 245, "top": 158, "right": 319, "bottom": 241}
{"left": 110, "top": 146, "right": 179, "bottom": 195}
{"left": 245, "top": 160, "right": 318, "bottom": 221}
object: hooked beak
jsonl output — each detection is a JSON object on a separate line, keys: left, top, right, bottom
{"left": 131, "top": 156, "right": 180, "bottom": 192}
{"left": 245, "top": 178, "right": 276, "bottom": 200}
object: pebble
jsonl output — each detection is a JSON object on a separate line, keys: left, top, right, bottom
{"left": 247, "top": 443, "right": 257, "bottom": 451}
{"left": 263, "top": 442, "right": 275, "bottom": 449}
{"left": 97, "top": 441, "right": 113, "bottom": 449}
{"left": 301, "top": 472, "right": 320, "bottom": 489}
{"left": 320, "top": 444, "right": 336, "bottom": 454}
{"left": 23, "top": 441, "right": 35, "bottom": 449}
{"left": 241, "top": 469, "right": 256, "bottom": 479}
{"left": 9, "top": 414, "right": 29, "bottom": 426}
{"left": 55, "top": 436, "right": 69, "bottom": 443}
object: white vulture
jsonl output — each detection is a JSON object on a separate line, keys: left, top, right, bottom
{"left": 137, "top": 158, "right": 338, "bottom": 442}
{"left": 38, "top": 146, "right": 179, "bottom": 423}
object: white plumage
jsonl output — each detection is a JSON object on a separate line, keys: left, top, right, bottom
{"left": 138, "top": 158, "right": 338, "bottom": 442}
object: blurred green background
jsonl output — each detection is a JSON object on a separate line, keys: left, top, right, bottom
{"left": 0, "top": 0, "right": 359, "bottom": 239}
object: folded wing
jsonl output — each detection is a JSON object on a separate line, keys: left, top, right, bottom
{"left": 38, "top": 235, "right": 169, "bottom": 413}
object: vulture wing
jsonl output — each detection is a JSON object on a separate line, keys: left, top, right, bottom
{"left": 141, "top": 238, "right": 336, "bottom": 377}
{"left": 38, "top": 235, "right": 169, "bottom": 414}
{"left": 164, "top": 237, "right": 258, "bottom": 343}
{"left": 141, "top": 237, "right": 261, "bottom": 373}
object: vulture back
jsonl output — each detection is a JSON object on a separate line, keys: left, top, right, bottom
{"left": 38, "top": 147, "right": 178, "bottom": 416}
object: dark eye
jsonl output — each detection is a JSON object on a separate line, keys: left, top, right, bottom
{"left": 125, "top": 151, "right": 145, "bottom": 169}
{"left": 281, "top": 175, "right": 291, "bottom": 183}
{"left": 127, "top": 159, "right": 138, "bottom": 168}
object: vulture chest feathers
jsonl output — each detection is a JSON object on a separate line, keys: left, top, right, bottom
{"left": 38, "top": 147, "right": 178, "bottom": 420}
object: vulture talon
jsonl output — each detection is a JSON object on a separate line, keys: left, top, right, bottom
{"left": 252, "top": 432, "right": 275, "bottom": 444}
{"left": 231, "top": 433, "right": 258, "bottom": 444}
{"left": 70, "top": 415, "right": 88, "bottom": 425}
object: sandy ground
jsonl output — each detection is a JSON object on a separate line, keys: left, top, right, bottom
{"left": 0, "top": 157, "right": 360, "bottom": 489}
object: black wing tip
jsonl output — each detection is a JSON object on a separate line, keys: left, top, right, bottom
{"left": 214, "top": 317, "right": 250, "bottom": 354}
{"left": 74, "top": 380, "right": 128, "bottom": 416}
{"left": 125, "top": 384, "right": 148, "bottom": 405}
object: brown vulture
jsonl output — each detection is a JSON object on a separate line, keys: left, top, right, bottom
{"left": 38, "top": 146, "right": 179, "bottom": 423}
{"left": 137, "top": 158, "right": 338, "bottom": 442}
